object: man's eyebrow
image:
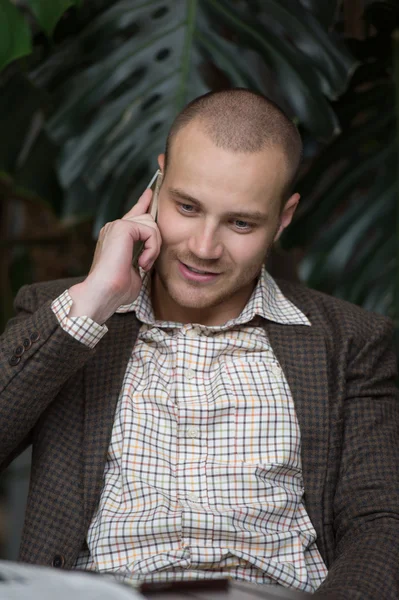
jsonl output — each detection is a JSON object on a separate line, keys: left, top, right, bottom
{"left": 168, "top": 187, "right": 269, "bottom": 222}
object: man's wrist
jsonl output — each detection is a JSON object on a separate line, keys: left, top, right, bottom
{"left": 69, "top": 280, "right": 118, "bottom": 325}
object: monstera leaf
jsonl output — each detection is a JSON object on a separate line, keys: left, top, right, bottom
{"left": 25, "top": 0, "right": 83, "bottom": 37}
{"left": 21, "top": 0, "right": 356, "bottom": 233}
{"left": 0, "top": 0, "right": 82, "bottom": 71}
{"left": 281, "top": 0, "right": 398, "bottom": 321}
{"left": 0, "top": 0, "right": 31, "bottom": 72}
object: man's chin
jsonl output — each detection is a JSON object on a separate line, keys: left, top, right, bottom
{"left": 167, "top": 286, "right": 221, "bottom": 311}
{"left": 154, "top": 259, "right": 235, "bottom": 311}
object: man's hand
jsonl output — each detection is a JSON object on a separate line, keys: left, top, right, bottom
{"left": 69, "top": 188, "right": 162, "bottom": 324}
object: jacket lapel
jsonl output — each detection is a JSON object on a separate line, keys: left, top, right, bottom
{"left": 83, "top": 311, "right": 141, "bottom": 530}
{"left": 265, "top": 320, "right": 329, "bottom": 554}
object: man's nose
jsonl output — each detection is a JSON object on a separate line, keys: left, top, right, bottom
{"left": 187, "top": 223, "right": 223, "bottom": 260}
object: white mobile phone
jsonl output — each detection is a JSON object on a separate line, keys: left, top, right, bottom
{"left": 132, "top": 169, "right": 163, "bottom": 269}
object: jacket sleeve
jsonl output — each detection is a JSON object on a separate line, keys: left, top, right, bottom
{"left": 0, "top": 282, "right": 97, "bottom": 472}
{"left": 315, "top": 316, "right": 399, "bottom": 599}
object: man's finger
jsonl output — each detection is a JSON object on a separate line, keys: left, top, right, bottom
{"left": 122, "top": 188, "right": 153, "bottom": 219}
{"left": 127, "top": 216, "right": 162, "bottom": 249}
{"left": 129, "top": 221, "right": 161, "bottom": 269}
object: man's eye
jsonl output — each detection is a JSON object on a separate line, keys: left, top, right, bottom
{"left": 179, "top": 203, "right": 195, "bottom": 213}
{"left": 234, "top": 220, "right": 251, "bottom": 230}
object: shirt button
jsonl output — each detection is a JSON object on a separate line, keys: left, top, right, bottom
{"left": 187, "top": 426, "right": 200, "bottom": 438}
{"left": 186, "top": 328, "right": 198, "bottom": 338}
{"left": 188, "top": 493, "right": 199, "bottom": 502}
{"left": 185, "top": 368, "right": 195, "bottom": 380}
{"left": 272, "top": 363, "right": 282, "bottom": 376}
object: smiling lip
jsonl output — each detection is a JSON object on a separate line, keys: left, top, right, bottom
{"left": 178, "top": 261, "right": 221, "bottom": 283}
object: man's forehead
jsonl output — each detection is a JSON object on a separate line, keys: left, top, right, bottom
{"left": 168, "top": 136, "right": 287, "bottom": 189}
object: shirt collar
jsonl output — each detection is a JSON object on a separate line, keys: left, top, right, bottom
{"left": 116, "top": 265, "right": 310, "bottom": 328}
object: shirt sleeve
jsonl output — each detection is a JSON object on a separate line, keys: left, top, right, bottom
{"left": 51, "top": 290, "right": 108, "bottom": 349}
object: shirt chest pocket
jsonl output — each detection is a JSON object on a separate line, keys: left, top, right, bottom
{"left": 212, "top": 356, "right": 302, "bottom": 467}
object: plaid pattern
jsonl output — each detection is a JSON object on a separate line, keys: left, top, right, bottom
{"left": 52, "top": 268, "right": 326, "bottom": 591}
{"left": 51, "top": 292, "right": 107, "bottom": 349}
{"left": 1, "top": 274, "right": 398, "bottom": 599}
{"left": 115, "top": 268, "right": 311, "bottom": 327}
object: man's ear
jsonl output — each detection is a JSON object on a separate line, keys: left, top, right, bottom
{"left": 274, "top": 192, "right": 300, "bottom": 242}
{"left": 158, "top": 153, "right": 165, "bottom": 172}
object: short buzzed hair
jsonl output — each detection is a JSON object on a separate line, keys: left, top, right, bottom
{"left": 164, "top": 88, "right": 303, "bottom": 206}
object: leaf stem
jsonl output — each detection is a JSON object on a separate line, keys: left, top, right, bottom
{"left": 393, "top": 30, "right": 399, "bottom": 333}
{"left": 176, "top": 0, "right": 197, "bottom": 112}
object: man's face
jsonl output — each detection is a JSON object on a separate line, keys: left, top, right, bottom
{"left": 153, "top": 122, "right": 299, "bottom": 325}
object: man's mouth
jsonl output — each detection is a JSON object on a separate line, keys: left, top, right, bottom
{"left": 177, "top": 261, "right": 222, "bottom": 282}
{"left": 184, "top": 263, "right": 219, "bottom": 275}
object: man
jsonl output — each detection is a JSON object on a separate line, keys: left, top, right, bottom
{"left": 1, "top": 89, "right": 398, "bottom": 598}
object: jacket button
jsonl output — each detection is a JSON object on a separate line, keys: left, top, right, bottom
{"left": 14, "top": 345, "right": 25, "bottom": 357}
{"left": 23, "top": 338, "right": 32, "bottom": 350}
{"left": 9, "top": 356, "right": 21, "bottom": 366}
{"left": 30, "top": 331, "right": 40, "bottom": 343}
{"left": 52, "top": 554, "right": 65, "bottom": 568}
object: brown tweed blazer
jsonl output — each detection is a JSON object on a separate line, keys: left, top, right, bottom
{"left": 0, "top": 277, "right": 398, "bottom": 599}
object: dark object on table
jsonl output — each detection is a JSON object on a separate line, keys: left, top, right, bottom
{"left": 141, "top": 577, "right": 311, "bottom": 599}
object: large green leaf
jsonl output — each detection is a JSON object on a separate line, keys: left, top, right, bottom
{"left": 44, "top": 1, "right": 195, "bottom": 143}
{"left": 299, "top": 0, "right": 339, "bottom": 30}
{"left": 338, "top": 235, "right": 394, "bottom": 307}
{"left": 280, "top": 9, "right": 398, "bottom": 324}
{"left": 92, "top": 135, "right": 166, "bottom": 234}
{"left": 24, "top": 0, "right": 356, "bottom": 233}
{"left": 195, "top": 16, "right": 271, "bottom": 95}
{"left": 203, "top": 0, "right": 340, "bottom": 140}
{"left": 26, "top": 0, "right": 82, "bottom": 37}
{"left": 295, "top": 174, "right": 395, "bottom": 317}
{"left": 299, "top": 179, "right": 395, "bottom": 290}
{"left": 256, "top": 0, "right": 358, "bottom": 100}
{"left": 285, "top": 136, "right": 396, "bottom": 249}
{"left": 299, "top": 84, "right": 394, "bottom": 188}
{"left": 0, "top": 0, "right": 31, "bottom": 72}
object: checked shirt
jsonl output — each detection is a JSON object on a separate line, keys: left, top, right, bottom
{"left": 51, "top": 267, "right": 327, "bottom": 592}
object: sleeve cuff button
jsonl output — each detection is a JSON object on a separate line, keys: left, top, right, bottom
{"left": 23, "top": 338, "right": 32, "bottom": 350}
{"left": 9, "top": 356, "right": 21, "bottom": 366}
